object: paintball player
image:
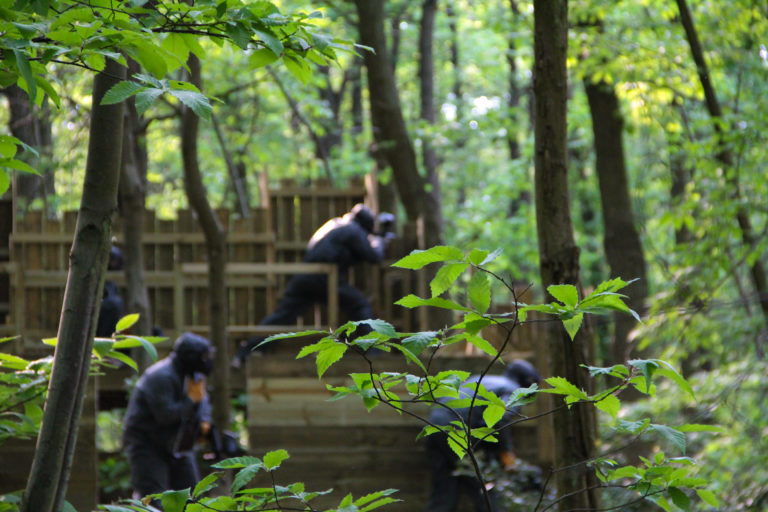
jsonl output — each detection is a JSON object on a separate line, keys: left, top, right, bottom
{"left": 233, "top": 203, "right": 395, "bottom": 366}
{"left": 423, "top": 359, "right": 541, "bottom": 512}
{"left": 96, "top": 245, "right": 125, "bottom": 337}
{"left": 122, "top": 332, "right": 214, "bottom": 499}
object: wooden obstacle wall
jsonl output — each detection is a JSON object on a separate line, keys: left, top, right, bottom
{"left": 0, "top": 179, "right": 421, "bottom": 352}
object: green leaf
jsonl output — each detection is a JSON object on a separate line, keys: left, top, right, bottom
{"left": 254, "top": 29, "right": 284, "bottom": 55}
{"left": 13, "top": 50, "right": 37, "bottom": 106}
{"left": 212, "top": 455, "right": 263, "bottom": 469}
{"left": 249, "top": 48, "right": 279, "bottom": 68}
{"left": 445, "top": 428, "right": 468, "bottom": 459}
{"left": 193, "top": 472, "right": 220, "bottom": 498}
{"left": 101, "top": 80, "right": 145, "bottom": 105}
{"left": 0, "top": 170, "right": 9, "bottom": 196}
{"left": 354, "top": 319, "right": 396, "bottom": 338}
{"left": 0, "top": 136, "right": 20, "bottom": 158}
{"left": 696, "top": 489, "right": 719, "bottom": 507}
{"left": 105, "top": 350, "right": 138, "bottom": 371}
{"left": 263, "top": 449, "right": 289, "bottom": 470}
{"left": 562, "top": 313, "right": 583, "bottom": 341}
{"left": 231, "top": 462, "right": 266, "bottom": 493}
{"left": 430, "top": 263, "right": 469, "bottom": 297}
{"left": 483, "top": 404, "right": 505, "bottom": 429}
{"left": 594, "top": 393, "right": 620, "bottom": 420}
{"left": 655, "top": 362, "right": 695, "bottom": 399}
{"left": 2, "top": 158, "right": 39, "bottom": 175}
{"left": 283, "top": 53, "right": 311, "bottom": 84}
{"left": 225, "top": 20, "right": 252, "bottom": 49}
{"left": 676, "top": 424, "right": 724, "bottom": 433}
{"left": 115, "top": 313, "right": 140, "bottom": 332}
{"left": 629, "top": 359, "right": 659, "bottom": 394}
{"left": 169, "top": 89, "right": 213, "bottom": 121}
{"left": 464, "top": 334, "right": 498, "bottom": 358}
{"left": 160, "top": 488, "right": 189, "bottom": 512}
{"left": 548, "top": 284, "right": 578, "bottom": 306}
{"left": 668, "top": 487, "right": 691, "bottom": 511}
{"left": 393, "top": 246, "right": 464, "bottom": 270}
{"left": 85, "top": 52, "right": 106, "bottom": 71}
{"left": 650, "top": 424, "right": 686, "bottom": 453}
{"left": 401, "top": 331, "right": 438, "bottom": 356}
{"left": 468, "top": 271, "right": 490, "bottom": 314}
{"left": 134, "top": 88, "right": 164, "bottom": 117}
{"left": 395, "top": 294, "right": 470, "bottom": 311}
{"left": 316, "top": 343, "right": 347, "bottom": 377}
{"left": 542, "top": 376, "right": 588, "bottom": 404}
{"left": 466, "top": 248, "right": 488, "bottom": 265}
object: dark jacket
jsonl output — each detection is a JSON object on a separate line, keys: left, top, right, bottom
{"left": 304, "top": 216, "right": 385, "bottom": 275}
{"left": 123, "top": 354, "right": 212, "bottom": 455}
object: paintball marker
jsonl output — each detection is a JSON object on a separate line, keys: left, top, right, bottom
{"left": 203, "top": 423, "right": 246, "bottom": 461}
{"left": 375, "top": 212, "right": 397, "bottom": 240}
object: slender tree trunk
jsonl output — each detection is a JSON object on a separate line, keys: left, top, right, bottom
{"left": 21, "top": 59, "right": 125, "bottom": 512}
{"left": 351, "top": 58, "right": 364, "bottom": 135}
{"left": 533, "top": 1, "right": 600, "bottom": 508}
{"left": 3, "top": 85, "right": 54, "bottom": 216}
{"left": 181, "top": 54, "right": 230, "bottom": 432}
{"left": 211, "top": 113, "right": 250, "bottom": 217}
{"left": 119, "top": 60, "right": 153, "bottom": 353}
{"left": 418, "top": 0, "right": 444, "bottom": 237}
{"left": 584, "top": 80, "right": 648, "bottom": 362}
{"left": 354, "top": 0, "right": 442, "bottom": 248}
{"left": 675, "top": 0, "right": 768, "bottom": 323}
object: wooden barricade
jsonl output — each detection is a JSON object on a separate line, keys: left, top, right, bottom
{"left": 244, "top": 352, "right": 544, "bottom": 511}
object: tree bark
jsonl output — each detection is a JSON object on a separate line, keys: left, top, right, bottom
{"left": 119, "top": 59, "right": 154, "bottom": 353}
{"left": 533, "top": 0, "right": 600, "bottom": 508}
{"left": 21, "top": 58, "right": 125, "bottom": 512}
{"left": 675, "top": 0, "right": 768, "bottom": 324}
{"left": 584, "top": 80, "right": 648, "bottom": 363}
{"left": 211, "top": 113, "right": 250, "bottom": 217}
{"left": 418, "top": 0, "right": 444, "bottom": 238}
{"left": 354, "top": 0, "right": 443, "bottom": 249}
{"left": 3, "top": 84, "right": 54, "bottom": 216}
{"left": 181, "top": 54, "right": 231, "bottom": 432}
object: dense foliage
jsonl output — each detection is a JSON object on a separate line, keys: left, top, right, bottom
{"left": 1, "top": 0, "right": 766, "bottom": 510}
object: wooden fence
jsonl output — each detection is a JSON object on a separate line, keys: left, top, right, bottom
{"left": 0, "top": 179, "right": 421, "bottom": 351}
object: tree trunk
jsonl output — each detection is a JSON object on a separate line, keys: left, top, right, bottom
{"left": 181, "top": 54, "right": 231, "bottom": 432}
{"left": 3, "top": 84, "right": 54, "bottom": 216}
{"left": 418, "top": 0, "right": 444, "bottom": 238}
{"left": 675, "top": 0, "right": 768, "bottom": 324}
{"left": 533, "top": 0, "right": 600, "bottom": 508}
{"left": 21, "top": 59, "right": 125, "bottom": 512}
{"left": 211, "top": 113, "right": 250, "bottom": 217}
{"left": 354, "top": 0, "right": 442, "bottom": 248}
{"left": 119, "top": 59, "right": 154, "bottom": 354}
{"left": 584, "top": 80, "right": 648, "bottom": 363}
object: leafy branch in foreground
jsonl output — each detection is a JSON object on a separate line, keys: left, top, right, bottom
{"left": 261, "top": 246, "right": 721, "bottom": 511}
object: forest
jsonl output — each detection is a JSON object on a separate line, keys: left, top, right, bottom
{"left": 0, "top": 0, "right": 766, "bottom": 511}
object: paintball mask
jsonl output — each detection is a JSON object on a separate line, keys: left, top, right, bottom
{"left": 377, "top": 212, "right": 396, "bottom": 235}
{"left": 504, "top": 359, "right": 541, "bottom": 389}
{"left": 173, "top": 332, "right": 215, "bottom": 376}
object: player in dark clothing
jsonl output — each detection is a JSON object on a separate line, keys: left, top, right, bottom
{"left": 123, "top": 332, "right": 214, "bottom": 499}
{"left": 96, "top": 245, "right": 125, "bottom": 337}
{"left": 424, "top": 360, "right": 541, "bottom": 512}
{"left": 233, "top": 203, "right": 394, "bottom": 365}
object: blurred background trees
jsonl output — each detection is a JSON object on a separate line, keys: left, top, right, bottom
{"left": 1, "top": 0, "right": 766, "bottom": 509}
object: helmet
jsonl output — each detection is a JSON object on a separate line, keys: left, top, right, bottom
{"left": 350, "top": 203, "right": 375, "bottom": 233}
{"left": 173, "top": 332, "right": 214, "bottom": 375}
{"left": 504, "top": 359, "right": 540, "bottom": 388}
